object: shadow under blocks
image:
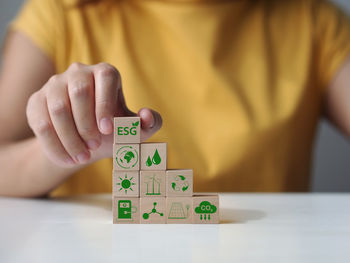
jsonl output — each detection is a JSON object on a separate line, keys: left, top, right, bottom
{"left": 112, "top": 117, "right": 220, "bottom": 224}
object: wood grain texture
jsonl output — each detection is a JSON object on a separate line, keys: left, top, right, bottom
{"left": 114, "top": 117, "right": 141, "bottom": 144}
{"left": 166, "top": 169, "right": 193, "bottom": 197}
{"left": 140, "top": 143, "right": 167, "bottom": 171}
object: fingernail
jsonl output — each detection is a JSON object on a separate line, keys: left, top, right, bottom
{"left": 148, "top": 113, "right": 155, "bottom": 129}
{"left": 149, "top": 115, "right": 155, "bottom": 128}
{"left": 100, "top": 118, "right": 112, "bottom": 134}
{"left": 87, "top": 139, "right": 100, "bottom": 150}
{"left": 76, "top": 152, "right": 90, "bottom": 164}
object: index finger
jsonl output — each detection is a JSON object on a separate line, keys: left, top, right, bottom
{"left": 93, "top": 63, "right": 133, "bottom": 135}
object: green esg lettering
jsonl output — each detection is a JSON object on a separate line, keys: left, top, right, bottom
{"left": 117, "top": 126, "right": 137, "bottom": 136}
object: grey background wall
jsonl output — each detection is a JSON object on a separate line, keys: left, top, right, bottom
{"left": 0, "top": 0, "right": 350, "bottom": 192}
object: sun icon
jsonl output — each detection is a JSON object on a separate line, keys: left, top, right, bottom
{"left": 116, "top": 174, "right": 136, "bottom": 194}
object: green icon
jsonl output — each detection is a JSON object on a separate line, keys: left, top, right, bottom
{"left": 194, "top": 201, "right": 217, "bottom": 221}
{"left": 145, "top": 175, "right": 162, "bottom": 195}
{"left": 116, "top": 146, "right": 138, "bottom": 169}
{"left": 118, "top": 200, "right": 137, "bottom": 219}
{"left": 116, "top": 174, "right": 136, "bottom": 194}
{"left": 132, "top": 121, "right": 139, "bottom": 127}
{"left": 168, "top": 202, "right": 190, "bottom": 219}
{"left": 142, "top": 202, "right": 164, "bottom": 220}
{"left": 146, "top": 149, "right": 161, "bottom": 167}
{"left": 171, "top": 175, "right": 189, "bottom": 192}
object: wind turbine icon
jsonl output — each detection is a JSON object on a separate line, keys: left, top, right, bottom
{"left": 145, "top": 174, "right": 161, "bottom": 195}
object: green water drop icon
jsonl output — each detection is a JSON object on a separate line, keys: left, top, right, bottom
{"left": 146, "top": 156, "right": 152, "bottom": 167}
{"left": 152, "top": 149, "right": 161, "bottom": 165}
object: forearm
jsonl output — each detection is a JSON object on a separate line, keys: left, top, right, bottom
{"left": 0, "top": 137, "right": 81, "bottom": 197}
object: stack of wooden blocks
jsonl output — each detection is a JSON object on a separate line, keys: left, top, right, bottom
{"left": 112, "top": 117, "right": 219, "bottom": 224}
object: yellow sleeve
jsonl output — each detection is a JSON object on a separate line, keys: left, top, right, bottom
{"left": 10, "top": 0, "right": 65, "bottom": 61}
{"left": 313, "top": 0, "right": 350, "bottom": 91}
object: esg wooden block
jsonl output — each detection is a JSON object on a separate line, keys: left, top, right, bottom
{"left": 113, "top": 197, "right": 140, "bottom": 224}
{"left": 114, "top": 117, "right": 141, "bottom": 144}
{"left": 140, "top": 143, "right": 167, "bottom": 170}
{"left": 113, "top": 171, "right": 139, "bottom": 197}
{"left": 140, "top": 171, "right": 166, "bottom": 197}
{"left": 140, "top": 197, "right": 166, "bottom": 224}
{"left": 192, "top": 194, "right": 219, "bottom": 224}
{"left": 166, "top": 169, "right": 193, "bottom": 197}
{"left": 113, "top": 144, "right": 140, "bottom": 171}
{"left": 166, "top": 197, "right": 192, "bottom": 224}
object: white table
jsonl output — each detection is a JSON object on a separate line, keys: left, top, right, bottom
{"left": 0, "top": 193, "right": 349, "bottom": 263}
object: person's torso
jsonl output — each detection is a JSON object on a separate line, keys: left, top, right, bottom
{"left": 51, "top": 0, "right": 322, "bottom": 196}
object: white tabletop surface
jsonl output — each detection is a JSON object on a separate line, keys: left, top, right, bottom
{"left": 0, "top": 193, "right": 349, "bottom": 263}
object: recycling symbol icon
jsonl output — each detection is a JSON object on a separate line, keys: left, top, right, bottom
{"left": 171, "top": 175, "right": 189, "bottom": 192}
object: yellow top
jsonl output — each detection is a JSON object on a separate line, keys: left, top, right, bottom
{"left": 11, "top": 0, "right": 350, "bottom": 196}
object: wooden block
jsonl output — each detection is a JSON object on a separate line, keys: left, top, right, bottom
{"left": 166, "top": 197, "right": 193, "bottom": 224}
{"left": 192, "top": 194, "right": 219, "bottom": 224}
{"left": 140, "top": 197, "right": 166, "bottom": 224}
{"left": 114, "top": 117, "right": 141, "bottom": 144}
{"left": 113, "top": 197, "right": 140, "bottom": 224}
{"left": 140, "top": 171, "right": 166, "bottom": 197}
{"left": 113, "top": 171, "right": 139, "bottom": 197}
{"left": 166, "top": 169, "right": 193, "bottom": 197}
{"left": 113, "top": 144, "right": 140, "bottom": 171}
{"left": 140, "top": 143, "right": 167, "bottom": 170}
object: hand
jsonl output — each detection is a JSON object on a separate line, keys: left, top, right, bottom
{"left": 26, "top": 62, "right": 162, "bottom": 167}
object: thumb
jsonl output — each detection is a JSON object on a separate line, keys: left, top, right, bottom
{"left": 138, "top": 108, "right": 163, "bottom": 142}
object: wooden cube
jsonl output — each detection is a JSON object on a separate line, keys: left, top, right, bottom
{"left": 192, "top": 194, "right": 219, "bottom": 224}
{"left": 140, "top": 143, "right": 167, "bottom": 170}
{"left": 113, "top": 144, "right": 140, "bottom": 171}
{"left": 140, "top": 171, "right": 166, "bottom": 197}
{"left": 166, "top": 197, "right": 193, "bottom": 224}
{"left": 140, "top": 197, "right": 166, "bottom": 224}
{"left": 114, "top": 117, "right": 141, "bottom": 144}
{"left": 113, "top": 197, "right": 140, "bottom": 224}
{"left": 113, "top": 171, "right": 139, "bottom": 197}
{"left": 166, "top": 169, "right": 193, "bottom": 197}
